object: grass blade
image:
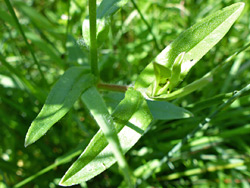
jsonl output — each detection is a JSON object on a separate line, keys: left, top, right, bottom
{"left": 146, "top": 83, "right": 250, "bottom": 179}
{"left": 4, "top": 0, "right": 48, "bottom": 86}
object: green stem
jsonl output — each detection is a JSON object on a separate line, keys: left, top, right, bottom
{"left": 89, "top": 0, "right": 99, "bottom": 78}
{"left": 154, "top": 41, "right": 250, "bottom": 101}
{"left": 98, "top": 83, "right": 129, "bottom": 92}
{"left": 4, "top": 0, "right": 48, "bottom": 86}
{"left": 14, "top": 146, "right": 84, "bottom": 188}
{"left": 81, "top": 87, "right": 134, "bottom": 187}
{"left": 147, "top": 83, "right": 250, "bottom": 178}
{"left": 131, "top": 0, "right": 160, "bottom": 51}
{"left": 65, "top": 0, "right": 71, "bottom": 51}
{"left": 166, "top": 83, "right": 250, "bottom": 160}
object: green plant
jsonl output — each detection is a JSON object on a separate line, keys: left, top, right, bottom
{"left": 22, "top": 1, "right": 247, "bottom": 187}
{"left": 1, "top": 0, "right": 250, "bottom": 187}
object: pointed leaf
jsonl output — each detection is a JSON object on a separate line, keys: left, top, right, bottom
{"left": 60, "top": 88, "right": 153, "bottom": 186}
{"left": 80, "top": 86, "right": 133, "bottom": 186}
{"left": 147, "top": 100, "right": 193, "bottom": 120}
{"left": 25, "top": 67, "right": 95, "bottom": 147}
{"left": 135, "top": 3, "right": 245, "bottom": 98}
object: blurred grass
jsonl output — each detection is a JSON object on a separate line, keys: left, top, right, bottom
{"left": 0, "top": 0, "right": 250, "bottom": 187}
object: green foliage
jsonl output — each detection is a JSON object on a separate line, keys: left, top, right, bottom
{"left": 60, "top": 88, "right": 152, "bottom": 186}
{"left": 25, "top": 67, "right": 95, "bottom": 147}
{"left": 1, "top": 0, "right": 250, "bottom": 188}
{"left": 135, "top": 3, "right": 245, "bottom": 99}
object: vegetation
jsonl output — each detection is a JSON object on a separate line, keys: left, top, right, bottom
{"left": 0, "top": 0, "right": 250, "bottom": 187}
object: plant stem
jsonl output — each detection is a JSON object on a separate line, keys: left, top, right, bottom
{"left": 155, "top": 41, "right": 250, "bottom": 101}
{"left": 165, "top": 83, "right": 250, "bottom": 159}
{"left": 81, "top": 87, "right": 134, "bottom": 188}
{"left": 89, "top": 0, "right": 99, "bottom": 78}
{"left": 146, "top": 83, "right": 250, "bottom": 179}
{"left": 98, "top": 83, "right": 129, "bottom": 92}
{"left": 65, "top": 0, "right": 71, "bottom": 50}
{"left": 131, "top": 0, "right": 160, "bottom": 51}
{"left": 4, "top": 0, "right": 48, "bottom": 86}
{"left": 14, "top": 147, "right": 83, "bottom": 188}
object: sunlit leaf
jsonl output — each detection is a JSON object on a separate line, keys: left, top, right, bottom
{"left": 135, "top": 3, "right": 245, "bottom": 99}
{"left": 25, "top": 67, "right": 95, "bottom": 147}
{"left": 59, "top": 88, "right": 153, "bottom": 186}
{"left": 96, "top": 0, "right": 129, "bottom": 19}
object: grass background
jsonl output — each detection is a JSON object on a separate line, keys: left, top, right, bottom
{"left": 0, "top": 0, "right": 250, "bottom": 187}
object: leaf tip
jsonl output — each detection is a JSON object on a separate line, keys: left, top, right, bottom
{"left": 235, "top": 2, "right": 245, "bottom": 12}
{"left": 24, "top": 135, "right": 33, "bottom": 147}
{"left": 58, "top": 179, "right": 66, "bottom": 187}
{"left": 58, "top": 176, "right": 76, "bottom": 187}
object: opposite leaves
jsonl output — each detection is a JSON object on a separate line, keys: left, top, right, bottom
{"left": 60, "top": 88, "right": 153, "bottom": 186}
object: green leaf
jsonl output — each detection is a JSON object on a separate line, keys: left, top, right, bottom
{"left": 80, "top": 86, "right": 133, "bottom": 187}
{"left": 25, "top": 67, "right": 95, "bottom": 147}
{"left": 82, "top": 18, "right": 109, "bottom": 47}
{"left": 82, "top": 0, "right": 128, "bottom": 47}
{"left": 147, "top": 100, "right": 193, "bottom": 120}
{"left": 25, "top": 32, "right": 64, "bottom": 68}
{"left": 96, "top": 0, "right": 129, "bottom": 19}
{"left": 59, "top": 88, "right": 153, "bottom": 186}
{"left": 135, "top": 3, "right": 245, "bottom": 98}
{"left": 13, "top": 1, "right": 54, "bottom": 30}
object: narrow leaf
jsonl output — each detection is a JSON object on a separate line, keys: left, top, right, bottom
{"left": 25, "top": 67, "right": 95, "bottom": 147}
{"left": 135, "top": 3, "right": 245, "bottom": 98}
{"left": 80, "top": 86, "right": 133, "bottom": 187}
{"left": 96, "top": 0, "right": 129, "bottom": 19}
{"left": 60, "top": 88, "right": 153, "bottom": 186}
{"left": 147, "top": 100, "right": 193, "bottom": 120}
{"left": 13, "top": 1, "right": 54, "bottom": 30}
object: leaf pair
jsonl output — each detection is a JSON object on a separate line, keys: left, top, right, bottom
{"left": 135, "top": 3, "right": 245, "bottom": 100}
{"left": 24, "top": 2, "right": 245, "bottom": 187}
{"left": 60, "top": 87, "right": 152, "bottom": 186}
{"left": 149, "top": 52, "right": 185, "bottom": 97}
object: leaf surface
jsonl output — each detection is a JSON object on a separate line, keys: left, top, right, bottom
{"left": 147, "top": 100, "right": 193, "bottom": 120}
{"left": 59, "top": 88, "right": 153, "bottom": 186}
{"left": 96, "top": 0, "right": 129, "bottom": 19}
{"left": 135, "top": 3, "right": 245, "bottom": 98}
{"left": 82, "top": 0, "right": 128, "bottom": 47}
{"left": 25, "top": 67, "right": 95, "bottom": 147}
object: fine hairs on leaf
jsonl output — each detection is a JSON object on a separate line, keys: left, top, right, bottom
{"left": 20, "top": 1, "right": 247, "bottom": 188}
{"left": 135, "top": 2, "right": 245, "bottom": 99}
